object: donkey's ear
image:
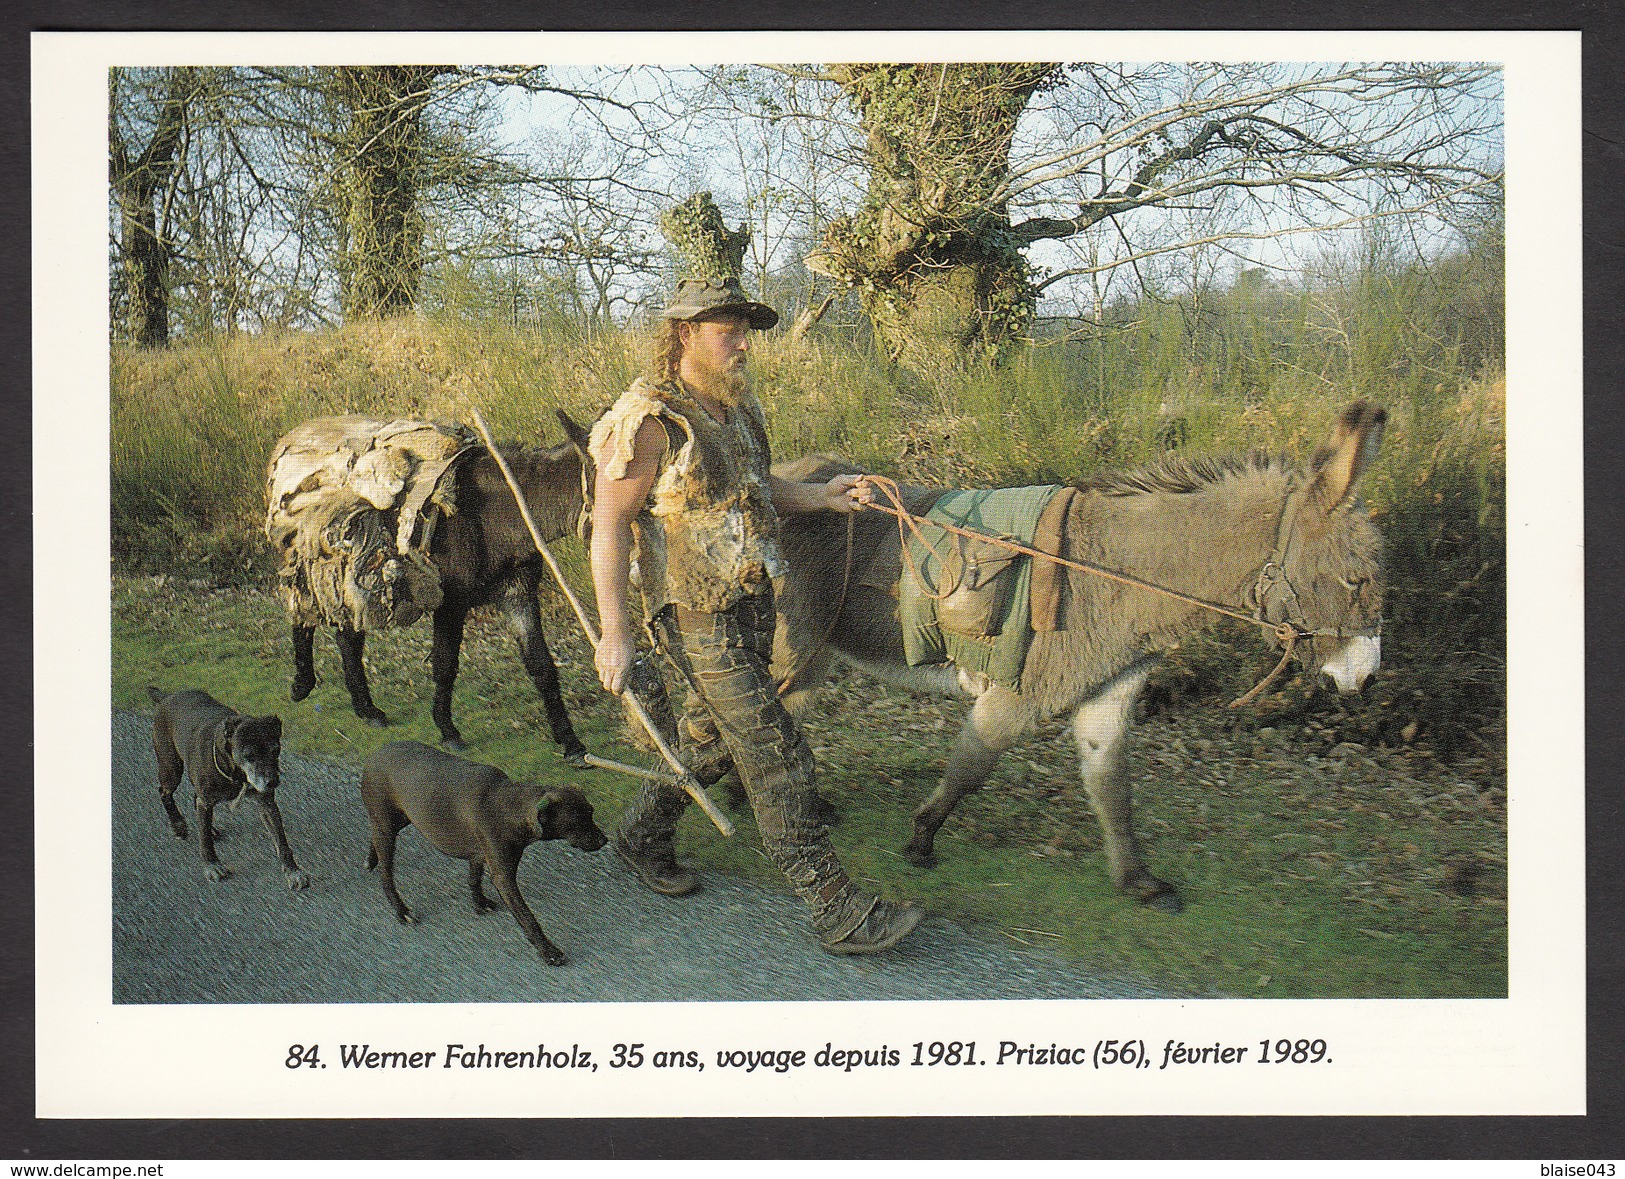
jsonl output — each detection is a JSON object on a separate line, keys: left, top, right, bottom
{"left": 556, "top": 409, "right": 593, "bottom": 457}
{"left": 1309, "top": 401, "right": 1386, "bottom": 512}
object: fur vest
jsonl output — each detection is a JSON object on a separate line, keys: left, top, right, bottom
{"left": 590, "top": 378, "right": 786, "bottom": 616}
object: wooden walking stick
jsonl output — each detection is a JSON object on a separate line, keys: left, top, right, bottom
{"left": 468, "top": 408, "right": 734, "bottom": 837}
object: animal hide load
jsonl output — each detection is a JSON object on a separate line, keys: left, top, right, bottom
{"left": 264, "top": 416, "right": 478, "bottom": 631}
{"left": 900, "top": 485, "right": 1060, "bottom": 690}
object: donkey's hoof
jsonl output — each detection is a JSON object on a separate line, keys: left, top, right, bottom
{"left": 1140, "top": 889, "right": 1184, "bottom": 914}
{"left": 902, "top": 843, "right": 938, "bottom": 870}
{"left": 563, "top": 748, "right": 589, "bottom": 769}
{"left": 290, "top": 676, "right": 315, "bottom": 703}
{"left": 809, "top": 793, "right": 840, "bottom": 826}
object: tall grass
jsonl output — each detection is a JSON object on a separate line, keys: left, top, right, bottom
{"left": 110, "top": 313, "right": 634, "bottom": 577}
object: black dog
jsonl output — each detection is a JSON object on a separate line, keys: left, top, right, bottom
{"left": 148, "top": 687, "right": 309, "bottom": 890}
{"left": 359, "top": 741, "right": 607, "bottom": 966}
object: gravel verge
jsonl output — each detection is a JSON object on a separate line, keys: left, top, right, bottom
{"left": 111, "top": 710, "right": 1167, "bottom": 1003}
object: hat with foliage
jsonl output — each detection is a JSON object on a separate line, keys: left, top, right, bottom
{"left": 660, "top": 276, "right": 779, "bottom": 330}
{"left": 657, "top": 192, "right": 779, "bottom": 330}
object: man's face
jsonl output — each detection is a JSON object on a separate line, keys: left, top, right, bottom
{"left": 680, "top": 315, "right": 752, "bottom": 401}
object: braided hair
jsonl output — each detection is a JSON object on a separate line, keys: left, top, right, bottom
{"left": 645, "top": 318, "right": 686, "bottom": 385}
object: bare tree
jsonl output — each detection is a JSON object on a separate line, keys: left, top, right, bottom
{"left": 693, "top": 67, "right": 868, "bottom": 332}
{"left": 741, "top": 62, "right": 1501, "bottom": 378}
{"left": 313, "top": 64, "right": 679, "bottom": 322}
{"left": 109, "top": 59, "right": 1500, "bottom": 363}
{"left": 110, "top": 64, "right": 672, "bottom": 337}
{"left": 430, "top": 109, "right": 672, "bottom": 326}
{"left": 109, "top": 66, "right": 201, "bottom": 347}
{"left": 317, "top": 66, "right": 454, "bottom": 317}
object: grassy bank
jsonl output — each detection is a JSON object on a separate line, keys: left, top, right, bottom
{"left": 113, "top": 310, "right": 1506, "bottom": 757}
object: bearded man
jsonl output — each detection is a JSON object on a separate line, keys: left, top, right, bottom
{"left": 588, "top": 276, "right": 923, "bottom": 955}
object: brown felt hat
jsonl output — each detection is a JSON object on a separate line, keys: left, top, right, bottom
{"left": 661, "top": 276, "right": 779, "bottom": 330}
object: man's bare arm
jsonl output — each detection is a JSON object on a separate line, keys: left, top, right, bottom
{"left": 768, "top": 471, "right": 872, "bottom": 515}
{"left": 589, "top": 416, "right": 665, "bottom": 695}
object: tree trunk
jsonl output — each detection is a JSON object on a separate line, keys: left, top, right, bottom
{"left": 330, "top": 66, "right": 447, "bottom": 319}
{"left": 788, "top": 291, "right": 838, "bottom": 344}
{"left": 115, "top": 188, "right": 171, "bottom": 347}
{"left": 817, "top": 63, "right": 1058, "bottom": 377}
{"left": 109, "top": 68, "right": 196, "bottom": 348}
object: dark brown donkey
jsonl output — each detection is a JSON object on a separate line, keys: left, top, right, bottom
{"left": 769, "top": 401, "right": 1387, "bottom": 913}
{"left": 274, "top": 413, "right": 590, "bottom": 759}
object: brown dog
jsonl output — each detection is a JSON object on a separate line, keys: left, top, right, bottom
{"left": 148, "top": 687, "right": 309, "bottom": 890}
{"left": 359, "top": 741, "right": 607, "bottom": 966}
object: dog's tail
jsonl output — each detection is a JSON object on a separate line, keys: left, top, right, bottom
{"left": 146, "top": 686, "right": 168, "bottom": 705}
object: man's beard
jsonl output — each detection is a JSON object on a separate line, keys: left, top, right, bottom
{"left": 686, "top": 355, "right": 751, "bottom": 407}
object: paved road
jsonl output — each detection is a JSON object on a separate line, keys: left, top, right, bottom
{"left": 111, "top": 710, "right": 1164, "bottom": 1004}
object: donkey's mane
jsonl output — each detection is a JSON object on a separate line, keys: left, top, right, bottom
{"left": 484, "top": 439, "right": 578, "bottom": 472}
{"left": 1074, "top": 449, "right": 1285, "bottom": 498}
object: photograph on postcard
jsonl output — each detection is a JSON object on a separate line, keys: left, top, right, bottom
{"left": 33, "top": 30, "right": 1582, "bottom": 1119}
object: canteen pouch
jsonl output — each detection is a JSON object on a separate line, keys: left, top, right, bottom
{"left": 935, "top": 534, "right": 1022, "bottom": 638}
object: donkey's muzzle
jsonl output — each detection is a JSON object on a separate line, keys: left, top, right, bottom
{"left": 1320, "top": 634, "right": 1381, "bottom": 694}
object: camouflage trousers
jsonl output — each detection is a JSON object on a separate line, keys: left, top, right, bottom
{"left": 618, "top": 586, "right": 875, "bottom": 940}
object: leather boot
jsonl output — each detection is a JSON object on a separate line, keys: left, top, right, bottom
{"left": 613, "top": 830, "right": 700, "bottom": 897}
{"left": 613, "top": 780, "right": 698, "bottom": 897}
{"left": 819, "top": 899, "right": 924, "bottom": 956}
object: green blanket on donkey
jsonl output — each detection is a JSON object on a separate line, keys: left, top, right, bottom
{"left": 900, "top": 485, "right": 1061, "bottom": 691}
